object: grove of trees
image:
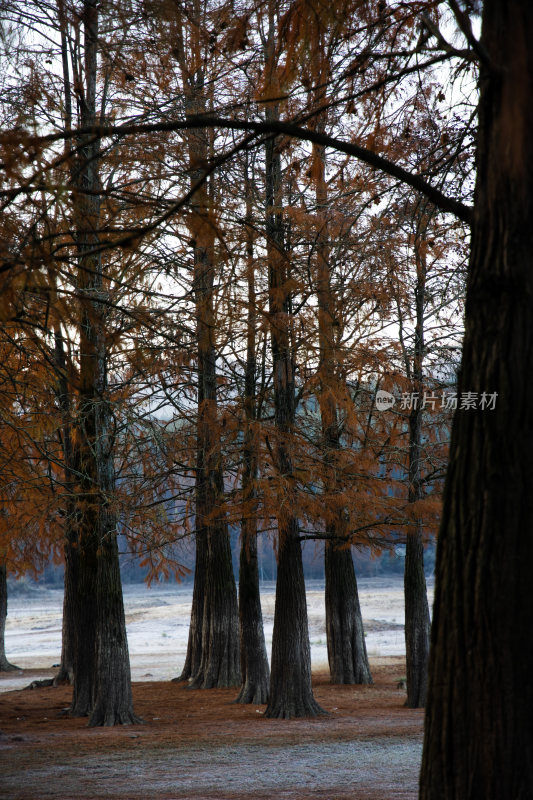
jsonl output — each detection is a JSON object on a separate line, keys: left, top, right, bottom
{"left": 1, "top": 0, "right": 530, "bottom": 796}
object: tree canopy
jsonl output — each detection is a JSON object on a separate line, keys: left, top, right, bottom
{"left": 4, "top": 2, "right": 531, "bottom": 795}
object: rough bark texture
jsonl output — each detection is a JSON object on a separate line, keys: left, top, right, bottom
{"left": 0, "top": 563, "right": 18, "bottom": 671}
{"left": 325, "top": 541, "right": 372, "bottom": 685}
{"left": 89, "top": 532, "right": 140, "bottom": 726}
{"left": 420, "top": 3, "right": 533, "bottom": 796}
{"left": 266, "top": 520, "right": 325, "bottom": 719}
{"left": 187, "top": 248, "right": 240, "bottom": 689}
{"left": 236, "top": 528, "right": 270, "bottom": 704}
{"left": 191, "top": 518, "right": 240, "bottom": 689}
{"left": 69, "top": 524, "right": 97, "bottom": 716}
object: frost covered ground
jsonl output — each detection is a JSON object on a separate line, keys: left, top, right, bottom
{"left": 1, "top": 575, "right": 433, "bottom": 692}
{"left": 1, "top": 575, "right": 431, "bottom": 799}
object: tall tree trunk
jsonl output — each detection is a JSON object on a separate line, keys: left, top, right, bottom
{"left": 263, "top": 4, "right": 323, "bottom": 718}
{"left": 237, "top": 525, "right": 270, "bottom": 703}
{"left": 312, "top": 81, "right": 372, "bottom": 686}
{"left": 173, "top": 6, "right": 240, "bottom": 688}
{"left": 236, "top": 151, "right": 270, "bottom": 704}
{"left": 69, "top": 0, "right": 100, "bottom": 716}
{"left": 53, "top": 3, "right": 77, "bottom": 688}
{"left": 70, "top": 0, "right": 139, "bottom": 725}
{"left": 420, "top": 3, "right": 533, "bottom": 796}
{"left": 176, "top": 308, "right": 208, "bottom": 683}
{"left": 189, "top": 241, "right": 240, "bottom": 687}
{"left": 0, "top": 563, "right": 18, "bottom": 671}
{"left": 53, "top": 328, "right": 76, "bottom": 686}
{"left": 404, "top": 218, "right": 430, "bottom": 709}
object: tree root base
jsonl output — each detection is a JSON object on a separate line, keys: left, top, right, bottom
{"left": 234, "top": 680, "right": 270, "bottom": 705}
{"left": 264, "top": 698, "right": 329, "bottom": 719}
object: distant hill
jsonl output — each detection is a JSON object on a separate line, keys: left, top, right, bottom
{"left": 9, "top": 531, "right": 434, "bottom": 593}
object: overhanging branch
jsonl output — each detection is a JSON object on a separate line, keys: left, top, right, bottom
{"left": 8, "top": 116, "right": 473, "bottom": 225}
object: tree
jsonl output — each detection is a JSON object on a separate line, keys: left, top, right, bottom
{"left": 170, "top": 1, "right": 240, "bottom": 690}
{"left": 235, "top": 147, "right": 270, "bottom": 704}
{"left": 259, "top": 0, "right": 324, "bottom": 719}
{"left": 389, "top": 192, "right": 464, "bottom": 710}
{"left": 62, "top": 0, "right": 139, "bottom": 725}
{"left": 11, "top": 6, "right": 525, "bottom": 767}
{"left": 402, "top": 210, "right": 432, "bottom": 710}
{"left": 52, "top": 326, "right": 77, "bottom": 686}
{"left": 306, "top": 15, "right": 372, "bottom": 687}
{"left": 420, "top": 2, "right": 533, "bottom": 795}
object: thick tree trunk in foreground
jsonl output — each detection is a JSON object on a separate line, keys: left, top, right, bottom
{"left": 0, "top": 563, "right": 18, "bottom": 671}
{"left": 69, "top": 520, "right": 97, "bottom": 716}
{"left": 263, "top": 224, "right": 323, "bottom": 715}
{"left": 69, "top": 551, "right": 96, "bottom": 712}
{"left": 185, "top": 170, "right": 240, "bottom": 692}
{"left": 72, "top": 371, "right": 139, "bottom": 725}
{"left": 420, "top": 3, "right": 533, "bottom": 796}
{"left": 325, "top": 542, "right": 372, "bottom": 684}
{"left": 185, "top": 173, "right": 240, "bottom": 692}
{"left": 181, "top": 257, "right": 241, "bottom": 692}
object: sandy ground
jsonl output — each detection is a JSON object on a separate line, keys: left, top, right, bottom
{"left": 0, "top": 660, "right": 423, "bottom": 800}
{"left": 1, "top": 576, "right": 431, "bottom": 691}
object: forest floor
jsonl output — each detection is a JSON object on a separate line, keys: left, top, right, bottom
{"left": 0, "top": 657, "right": 423, "bottom": 800}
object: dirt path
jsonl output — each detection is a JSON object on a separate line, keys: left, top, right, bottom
{"left": 0, "top": 658, "right": 423, "bottom": 799}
